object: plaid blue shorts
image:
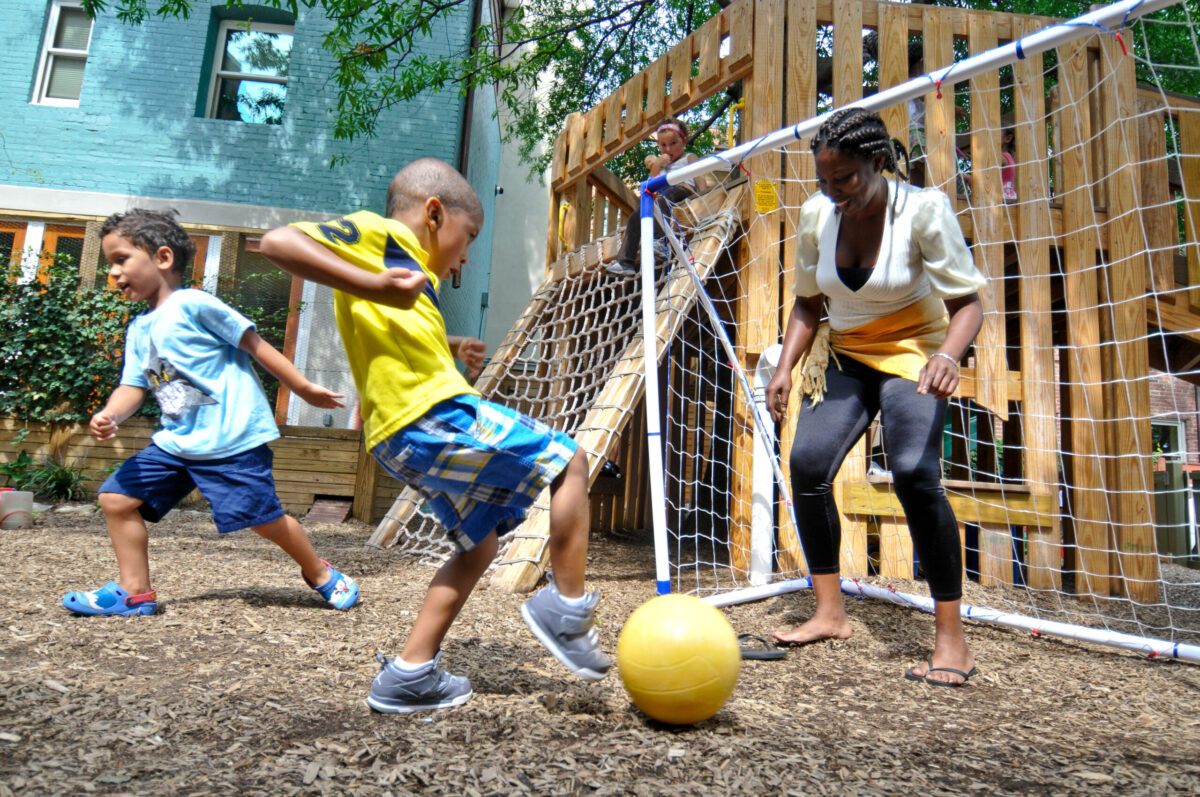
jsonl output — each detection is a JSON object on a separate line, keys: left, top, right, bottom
{"left": 373, "top": 395, "right": 578, "bottom": 554}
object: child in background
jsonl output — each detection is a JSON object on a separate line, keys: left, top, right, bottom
{"left": 260, "top": 158, "right": 609, "bottom": 714}
{"left": 62, "top": 209, "right": 358, "bottom": 617}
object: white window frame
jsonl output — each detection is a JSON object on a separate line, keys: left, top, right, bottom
{"left": 205, "top": 19, "right": 293, "bottom": 121}
{"left": 32, "top": 0, "right": 93, "bottom": 107}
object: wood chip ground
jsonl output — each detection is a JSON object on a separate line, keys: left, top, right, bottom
{"left": 2, "top": 506, "right": 1199, "bottom": 795}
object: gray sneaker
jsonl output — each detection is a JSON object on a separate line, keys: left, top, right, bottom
{"left": 365, "top": 651, "right": 473, "bottom": 713}
{"left": 604, "top": 260, "right": 638, "bottom": 278}
{"left": 520, "top": 578, "right": 610, "bottom": 681}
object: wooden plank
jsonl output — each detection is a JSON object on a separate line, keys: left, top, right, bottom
{"left": 922, "top": 6, "right": 957, "bottom": 192}
{"left": 1057, "top": 38, "right": 1113, "bottom": 599}
{"left": 1182, "top": 109, "right": 1200, "bottom": 312}
{"left": 622, "top": 71, "right": 645, "bottom": 135}
{"left": 841, "top": 482, "right": 1055, "bottom": 527}
{"left": 877, "top": 514, "right": 913, "bottom": 580}
{"left": 1136, "top": 96, "right": 1174, "bottom": 294}
{"left": 726, "top": 0, "right": 754, "bottom": 73}
{"left": 835, "top": 439, "right": 869, "bottom": 577}
{"left": 696, "top": 12, "right": 722, "bottom": 90}
{"left": 777, "top": 0, "right": 818, "bottom": 575}
{"left": 1013, "top": 16, "right": 1060, "bottom": 591}
{"left": 669, "top": 32, "right": 695, "bottom": 109}
{"left": 832, "top": 0, "right": 863, "bottom": 108}
{"left": 351, "top": 432, "right": 377, "bottom": 522}
{"left": 1099, "top": 34, "right": 1157, "bottom": 602}
{"left": 585, "top": 105, "right": 604, "bottom": 162}
{"left": 966, "top": 11, "right": 1008, "bottom": 420}
{"left": 727, "top": 0, "right": 785, "bottom": 581}
{"left": 603, "top": 90, "right": 625, "bottom": 153}
{"left": 643, "top": 55, "right": 669, "bottom": 129}
{"left": 877, "top": 2, "right": 909, "bottom": 156}
{"left": 977, "top": 521, "right": 1016, "bottom": 587}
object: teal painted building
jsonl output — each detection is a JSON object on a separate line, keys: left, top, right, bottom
{"left": 0, "top": 0, "right": 503, "bottom": 427}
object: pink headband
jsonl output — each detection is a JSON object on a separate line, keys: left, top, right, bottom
{"left": 657, "top": 122, "right": 685, "bottom": 139}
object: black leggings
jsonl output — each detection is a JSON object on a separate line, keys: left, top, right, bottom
{"left": 788, "top": 355, "right": 963, "bottom": 601}
{"left": 615, "top": 184, "right": 694, "bottom": 266}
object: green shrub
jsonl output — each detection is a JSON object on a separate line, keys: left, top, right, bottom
{"left": 0, "top": 252, "right": 147, "bottom": 423}
{"left": 0, "top": 449, "right": 88, "bottom": 500}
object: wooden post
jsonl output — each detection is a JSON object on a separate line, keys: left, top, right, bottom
{"left": 776, "top": 0, "right": 818, "bottom": 574}
{"left": 1099, "top": 35, "right": 1157, "bottom": 602}
{"left": 1182, "top": 109, "right": 1200, "bottom": 313}
{"left": 728, "top": 0, "right": 783, "bottom": 580}
{"left": 922, "top": 6, "right": 958, "bottom": 193}
{"left": 351, "top": 433, "right": 378, "bottom": 522}
{"left": 1057, "top": 39, "right": 1114, "bottom": 599}
{"left": 966, "top": 11, "right": 1008, "bottom": 420}
{"left": 1012, "top": 17, "right": 1060, "bottom": 591}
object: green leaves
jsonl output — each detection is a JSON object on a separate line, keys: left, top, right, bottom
{"left": 0, "top": 253, "right": 141, "bottom": 424}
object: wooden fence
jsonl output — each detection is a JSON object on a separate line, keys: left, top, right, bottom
{"left": 543, "top": 0, "right": 1200, "bottom": 602}
{"left": 0, "top": 417, "right": 402, "bottom": 524}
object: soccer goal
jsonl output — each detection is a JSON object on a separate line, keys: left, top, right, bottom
{"left": 637, "top": 0, "right": 1200, "bottom": 662}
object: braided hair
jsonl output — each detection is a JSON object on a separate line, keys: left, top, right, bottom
{"left": 810, "top": 107, "right": 908, "bottom": 181}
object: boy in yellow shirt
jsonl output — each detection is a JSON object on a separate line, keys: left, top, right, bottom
{"left": 261, "top": 158, "right": 608, "bottom": 713}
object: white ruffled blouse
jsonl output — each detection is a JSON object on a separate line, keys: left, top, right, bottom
{"left": 791, "top": 180, "right": 985, "bottom": 331}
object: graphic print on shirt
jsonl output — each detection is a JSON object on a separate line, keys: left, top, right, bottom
{"left": 143, "top": 341, "right": 217, "bottom": 420}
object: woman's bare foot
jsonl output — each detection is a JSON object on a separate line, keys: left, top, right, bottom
{"left": 771, "top": 616, "right": 853, "bottom": 646}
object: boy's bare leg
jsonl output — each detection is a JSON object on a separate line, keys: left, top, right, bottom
{"left": 400, "top": 533, "right": 499, "bottom": 664}
{"left": 546, "top": 448, "right": 590, "bottom": 598}
{"left": 99, "top": 492, "right": 153, "bottom": 595}
{"left": 251, "top": 515, "right": 330, "bottom": 586}
{"left": 771, "top": 572, "right": 853, "bottom": 645}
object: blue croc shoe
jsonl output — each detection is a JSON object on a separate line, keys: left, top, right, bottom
{"left": 62, "top": 581, "right": 157, "bottom": 616}
{"left": 306, "top": 560, "right": 359, "bottom": 610}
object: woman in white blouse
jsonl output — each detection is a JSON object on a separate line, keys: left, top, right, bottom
{"left": 764, "top": 107, "right": 985, "bottom": 687}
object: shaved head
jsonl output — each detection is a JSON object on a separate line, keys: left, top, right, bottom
{"left": 385, "top": 158, "right": 483, "bottom": 221}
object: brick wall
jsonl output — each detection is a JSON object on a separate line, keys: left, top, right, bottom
{"left": 0, "top": 0, "right": 469, "bottom": 215}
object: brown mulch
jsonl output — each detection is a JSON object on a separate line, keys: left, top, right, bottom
{"left": 3, "top": 506, "right": 1199, "bottom": 796}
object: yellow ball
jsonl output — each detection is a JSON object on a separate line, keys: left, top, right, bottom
{"left": 616, "top": 594, "right": 741, "bottom": 725}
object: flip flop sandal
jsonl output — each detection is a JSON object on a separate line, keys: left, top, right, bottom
{"left": 738, "top": 633, "right": 786, "bottom": 660}
{"left": 904, "top": 657, "right": 933, "bottom": 683}
{"left": 923, "top": 665, "right": 978, "bottom": 687}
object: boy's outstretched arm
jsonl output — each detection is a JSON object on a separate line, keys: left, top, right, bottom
{"left": 260, "top": 226, "right": 427, "bottom": 310}
{"left": 239, "top": 329, "right": 345, "bottom": 409}
{"left": 90, "top": 385, "right": 146, "bottom": 441}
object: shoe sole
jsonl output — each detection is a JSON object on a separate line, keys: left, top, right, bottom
{"left": 62, "top": 595, "right": 157, "bottom": 617}
{"left": 365, "top": 690, "right": 473, "bottom": 714}
{"left": 520, "top": 603, "right": 607, "bottom": 682}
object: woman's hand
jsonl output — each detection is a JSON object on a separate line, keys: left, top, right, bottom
{"left": 765, "top": 372, "right": 793, "bottom": 423}
{"left": 917, "top": 352, "right": 959, "bottom": 399}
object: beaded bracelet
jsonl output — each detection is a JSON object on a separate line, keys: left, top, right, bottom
{"left": 929, "top": 352, "right": 959, "bottom": 368}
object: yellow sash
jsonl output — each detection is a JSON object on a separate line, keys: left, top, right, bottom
{"left": 797, "top": 294, "right": 948, "bottom": 403}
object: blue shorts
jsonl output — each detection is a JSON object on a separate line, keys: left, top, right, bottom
{"left": 373, "top": 395, "right": 578, "bottom": 554}
{"left": 98, "top": 443, "right": 285, "bottom": 533}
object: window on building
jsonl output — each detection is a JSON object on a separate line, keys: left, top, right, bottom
{"left": 206, "top": 20, "right": 293, "bottom": 124}
{"left": 32, "top": 2, "right": 93, "bottom": 106}
{"left": 0, "top": 222, "right": 27, "bottom": 266}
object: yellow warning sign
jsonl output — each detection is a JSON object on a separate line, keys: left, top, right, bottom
{"left": 754, "top": 180, "right": 779, "bottom": 213}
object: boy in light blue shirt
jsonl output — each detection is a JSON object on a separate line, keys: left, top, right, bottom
{"left": 61, "top": 209, "right": 359, "bottom": 616}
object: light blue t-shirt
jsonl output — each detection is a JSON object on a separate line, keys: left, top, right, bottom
{"left": 120, "top": 288, "right": 280, "bottom": 460}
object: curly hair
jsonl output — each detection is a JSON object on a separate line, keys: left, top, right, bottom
{"left": 100, "top": 208, "right": 194, "bottom": 275}
{"left": 810, "top": 107, "right": 908, "bottom": 180}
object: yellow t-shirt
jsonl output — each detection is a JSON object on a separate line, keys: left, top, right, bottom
{"left": 292, "top": 210, "right": 478, "bottom": 451}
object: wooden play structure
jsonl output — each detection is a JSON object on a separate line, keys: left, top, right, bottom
{"left": 445, "top": 0, "right": 1200, "bottom": 602}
